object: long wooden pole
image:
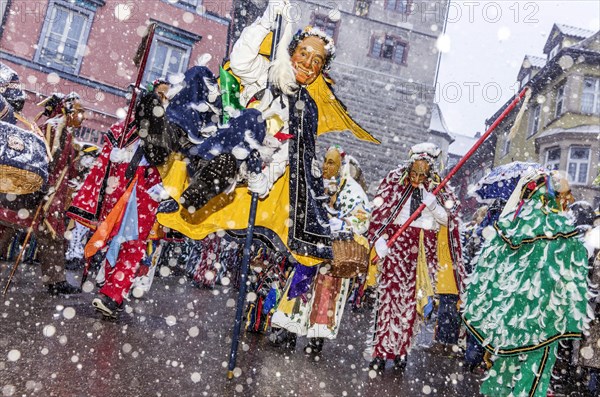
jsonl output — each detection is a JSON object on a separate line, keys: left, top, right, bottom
{"left": 372, "top": 86, "right": 530, "bottom": 262}
{"left": 3, "top": 164, "right": 70, "bottom": 295}
{"left": 226, "top": 12, "right": 283, "bottom": 380}
{"left": 2, "top": 202, "right": 43, "bottom": 296}
{"left": 118, "top": 23, "right": 156, "bottom": 149}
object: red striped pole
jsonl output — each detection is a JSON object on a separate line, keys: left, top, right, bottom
{"left": 372, "top": 86, "right": 530, "bottom": 262}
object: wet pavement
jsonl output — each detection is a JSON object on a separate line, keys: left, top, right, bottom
{"left": 0, "top": 261, "right": 484, "bottom": 397}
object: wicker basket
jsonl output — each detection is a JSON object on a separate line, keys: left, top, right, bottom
{"left": 0, "top": 122, "right": 48, "bottom": 195}
{"left": 0, "top": 165, "right": 44, "bottom": 194}
{"left": 329, "top": 235, "right": 369, "bottom": 278}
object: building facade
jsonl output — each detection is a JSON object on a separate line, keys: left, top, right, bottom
{"left": 0, "top": 0, "right": 232, "bottom": 146}
{"left": 492, "top": 24, "right": 600, "bottom": 208}
{"left": 2, "top": 0, "right": 450, "bottom": 191}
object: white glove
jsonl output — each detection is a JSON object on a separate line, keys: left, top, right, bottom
{"left": 67, "top": 179, "right": 79, "bottom": 189}
{"left": 147, "top": 183, "right": 168, "bottom": 202}
{"left": 311, "top": 158, "right": 323, "bottom": 178}
{"left": 324, "top": 178, "right": 338, "bottom": 194}
{"left": 329, "top": 217, "right": 344, "bottom": 233}
{"left": 259, "top": 0, "right": 287, "bottom": 30}
{"left": 584, "top": 226, "right": 600, "bottom": 251}
{"left": 420, "top": 185, "right": 438, "bottom": 209}
{"left": 248, "top": 172, "right": 269, "bottom": 198}
{"left": 374, "top": 237, "right": 389, "bottom": 259}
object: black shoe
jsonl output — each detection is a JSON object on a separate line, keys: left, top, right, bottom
{"left": 287, "top": 333, "right": 297, "bottom": 350}
{"left": 157, "top": 198, "right": 180, "bottom": 214}
{"left": 269, "top": 328, "right": 296, "bottom": 350}
{"left": 369, "top": 356, "right": 386, "bottom": 372}
{"left": 393, "top": 355, "right": 407, "bottom": 371}
{"left": 304, "top": 337, "right": 324, "bottom": 355}
{"left": 423, "top": 342, "right": 446, "bottom": 355}
{"left": 92, "top": 294, "right": 119, "bottom": 318}
{"left": 182, "top": 153, "right": 238, "bottom": 210}
{"left": 47, "top": 281, "right": 82, "bottom": 296}
{"left": 65, "top": 258, "right": 84, "bottom": 270}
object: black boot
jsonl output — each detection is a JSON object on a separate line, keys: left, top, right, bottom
{"left": 369, "top": 356, "right": 386, "bottom": 373}
{"left": 269, "top": 327, "right": 296, "bottom": 350}
{"left": 180, "top": 153, "right": 238, "bottom": 211}
{"left": 304, "top": 337, "right": 325, "bottom": 355}
{"left": 157, "top": 198, "right": 180, "bottom": 214}
{"left": 47, "top": 281, "right": 81, "bottom": 296}
{"left": 393, "top": 355, "right": 407, "bottom": 371}
{"left": 136, "top": 91, "right": 171, "bottom": 167}
{"left": 92, "top": 294, "right": 119, "bottom": 318}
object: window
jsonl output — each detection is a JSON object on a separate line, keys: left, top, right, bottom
{"left": 385, "top": 0, "right": 410, "bottom": 13}
{"left": 520, "top": 73, "right": 530, "bottom": 89}
{"left": 544, "top": 147, "right": 561, "bottom": 171}
{"left": 567, "top": 146, "right": 590, "bottom": 185}
{"left": 180, "top": 0, "right": 201, "bottom": 6}
{"left": 581, "top": 77, "right": 600, "bottom": 115}
{"left": 548, "top": 43, "right": 560, "bottom": 60}
{"left": 75, "top": 126, "right": 104, "bottom": 146}
{"left": 555, "top": 84, "right": 565, "bottom": 118}
{"left": 354, "top": 0, "right": 371, "bottom": 16}
{"left": 370, "top": 35, "right": 408, "bottom": 64}
{"left": 527, "top": 105, "right": 540, "bottom": 137}
{"left": 0, "top": 0, "right": 8, "bottom": 26}
{"left": 312, "top": 14, "right": 339, "bottom": 41}
{"left": 144, "top": 38, "right": 190, "bottom": 84}
{"left": 142, "top": 23, "right": 201, "bottom": 85}
{"left": 162, "top": 0, "right": 202, "bottom": 10}
{"left": 35, "top": 1, "right": 94, "bottom": 73}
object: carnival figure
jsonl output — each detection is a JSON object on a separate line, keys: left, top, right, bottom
{"left": 462, "top": 171, "right": 592, "bottom": 397}
{"left": 367, "top": 142, "right": 464, "bottom": 373}
{"left": 67, "top": 81, "right": 168, "bottom": 318}
{"left": 154, "top": 0, "right": 378, "bottom": 269}
{"left": 1, "top": 90, "right": 84, "bottom": 295}
{"left": 270, "top": 145, "right": 371, "bottom": 353}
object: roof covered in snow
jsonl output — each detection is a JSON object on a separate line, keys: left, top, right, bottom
{"left": 524, "top": 55, "right": 546, "bottom": 69}
{"left": 537, "top": 124, "right": 600, "bottom": 139}
{"left": 429, "top": 103, "right": 452, "bottom": 136}
{"left": 555, "top": 23, "right": 596, "bottom": 39}
{"left": 448, "top": 133, "right": 478, "bottom": 156}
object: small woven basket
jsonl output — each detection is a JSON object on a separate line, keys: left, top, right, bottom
{"left": 329, "top": 234, "right": 369, "bottom": 278}
{"left": 0, "top": 165, "right": 44, "bottom": 195}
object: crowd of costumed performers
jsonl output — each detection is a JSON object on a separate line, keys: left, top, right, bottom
{"left": 2, "top": 1, "right": 600, "bottom": 395}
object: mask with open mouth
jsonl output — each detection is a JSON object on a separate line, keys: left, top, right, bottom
{"left": 290, "top": 36, "right": 327, "bottom": 86}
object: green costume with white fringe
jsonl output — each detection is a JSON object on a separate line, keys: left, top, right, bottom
{"left": 462, "top": 174, "right": 591, "bottom": 397}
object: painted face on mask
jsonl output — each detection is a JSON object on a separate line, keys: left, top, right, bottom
{"left": 408, "top": 159, "right": 430, "bottom": 188}
{"left": 290, "top": 36, "right": 327, "bottom": 86}
{"left": 66, "top": 101, "right": 85, "bottom": 128}
{"left": 323, "top": 148, "right": 342, "bottom": 180}
{"left": 155, "top": 83, "right": 170, "bottom": 106}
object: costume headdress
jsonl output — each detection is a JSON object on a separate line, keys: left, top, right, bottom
{"left": 36, "top": 92, "right": 81, "bottom": 120}
{"left": 326, "top": 144, "right": 346, "bottom": 158}
{"left": 407, "top": 142, "right": 441, "bottom": 169}
{"left": 147, "top": 79, "right": 169, "bottom": 92}
{"left": 0, "top": 63, "right": 27, "bottom": 111}
{"left": 288, "top": 26, "right": 336, "bottom": 71}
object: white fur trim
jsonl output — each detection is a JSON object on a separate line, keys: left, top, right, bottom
{"left": 231, "top": 145, "right": 250, "bottom": 160}
{"left": 269, "top": 19, "right": 298, "bottom": 96}
{"left": 409, "top": 143, "right": 441, "bottom": 159}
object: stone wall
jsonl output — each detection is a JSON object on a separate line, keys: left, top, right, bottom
{"left": 317, "top": 63, "right": 436, "bottom": 193}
